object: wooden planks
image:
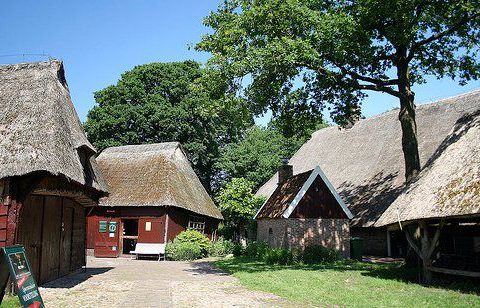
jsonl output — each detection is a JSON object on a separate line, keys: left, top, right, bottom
{"left": 17, "top": 195, "right": 44, "bottom": 281}
{"left": 59, "top": 205, "right": 73, "bottom": 276}
{"left": 40, "top": 196, "right": 62, "bottom": 284}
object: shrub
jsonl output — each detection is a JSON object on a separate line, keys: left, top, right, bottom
{"left": 165, "top": 240, "right": 203, "bottom": 261}
{"left": 245, "top": 241, "right": 269, "bottom": 259}
{"left": 175, "top": 229, "right": 211, "bottom": 255}
{"left": 209, "top": 237, "right": 234, "bottom": 257}
{"left": 232, "top": 243, "right": 244, "bottom": 256}
{"left": 303, "top": 245, "right": 339, "bottom": 264}
{"left": 264, "top": 248, "right": 294, "bottom": 265}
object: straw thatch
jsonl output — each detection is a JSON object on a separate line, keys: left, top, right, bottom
{"left": 97, "top": 142, "right": 223, "bottom": 219}
{"left": 257, "top": 90, "right": 480, "bottom": 227}
{"left": 375, "top": 110, "right": 480, "bottom": 226}
{"left": 0, "top": 60, "right": 107, "bottom": 194}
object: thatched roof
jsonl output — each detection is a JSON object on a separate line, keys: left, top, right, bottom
{"left": 257, "top": 90, "right": 480, "bottom": 227}
{"left": 255, "top": 166, "right": 353, "bottom": 219}
{"left": 97, "top": 142, "right": 223, "bottom": 219}
{"left": 0, "top": 60, "right": 107, "bottom": 194}
{"left": 375, "top": 110, "right": 480, "bottom": 226}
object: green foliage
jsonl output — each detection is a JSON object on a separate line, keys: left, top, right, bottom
{"left": 302, "top": 245, "right": 339, "bottom": 264}
{"left": 238, "top": 241, "right": 339, "bottom": 265}
{"left": 176, "top": 229, "right": 211, "bottom": 254}
{"left": 264, "top": 248, "right": 295, "bottom": 265}
{"left": 166, "top": 229, "right": 211, "bottom": 260}
{"left": 197, "top": 0, "right": 480, "bottom": 123}
{"left": 215, "top": 178, "right": 266, "bottom": 229}
{"left": 216, "top": 126, "right": 309, "bottom": 189}
{"left": 84, "top": 61, "right": 252, "bottom": 191}
{"left": 165, "top": 240, "right": 203, "bottom": 261}
{"left": 197, "top": 0, "right": 480, "bottom": 180}
{"left": 208, "top": 237, "right": 235, "bottom": 257}
{"left": 232, "top": 243, "right": 244, "bottom": 257}
{"left": 245, "top": 241, "right": 270, "bottom": 259}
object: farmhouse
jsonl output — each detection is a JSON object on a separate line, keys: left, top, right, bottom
{"left": 87, "top": 143, "right": 223, "bottom": 257}
{"left": 376, "top": 110, "right": 480, "bottom": 276}
{"left": 257, "top": 90, "right": 480, "bottom": 256}
{"left": 0, "top": 61, "right": 108, "bottom": 284}
{"left": 255, "top": 165, "right": 353, "bottom": 258}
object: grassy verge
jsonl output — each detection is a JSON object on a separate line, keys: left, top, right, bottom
{"left": 1, "top": 296, "right": 20, "bottom": 308}
{"left": 214, "top": 256, "right": 480, "bottom": 307}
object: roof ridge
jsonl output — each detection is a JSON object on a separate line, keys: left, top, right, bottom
{"left": 0, "top": 60, "right": 62, "bottom": 71}
{"left": 312, "top": 88, "right": 480, "bottom": 138}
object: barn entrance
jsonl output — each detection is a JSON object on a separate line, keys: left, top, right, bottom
{"left": 17, "top": 194, "right": 85, "bottom": 284}
{"left": 122, "top": 219, "right": 138, "bottom": 254}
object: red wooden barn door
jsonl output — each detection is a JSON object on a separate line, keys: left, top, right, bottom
{"left": 94, "top": 217, "right": 120, "bottom": 258}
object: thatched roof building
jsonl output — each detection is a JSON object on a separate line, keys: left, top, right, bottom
{"left": 97, "top": 142, "right": 222, "bottom": 219}
{"left": 0, "top": 60, "right": 107, "bottom": 196}
{"left": 376, "top": 110, "right": 480, "bottom": 227}
{"left": 257, "top": 90, "right": 480, "bottom": 228}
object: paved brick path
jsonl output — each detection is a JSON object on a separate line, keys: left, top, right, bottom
{"left": 39, "top": 257, "right": 292, "bottom": 307}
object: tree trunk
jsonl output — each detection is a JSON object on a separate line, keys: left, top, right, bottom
{"left": 397, "top": 60, "right": 421, "bottom": 183}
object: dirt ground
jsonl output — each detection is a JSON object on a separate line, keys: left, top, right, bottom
{"left": 39, "top": 256, "right": 292, "bottom": 307}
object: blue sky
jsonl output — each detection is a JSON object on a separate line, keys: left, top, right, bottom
{"left": 1, "top": 1, "right": 479, "bottom": 125}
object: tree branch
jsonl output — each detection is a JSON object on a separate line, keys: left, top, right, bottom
{"left": 409, "top": 12, "right": 480, "bottom": 60}
{"left": 355, "top": 83, "right": 401, "bottom": 97}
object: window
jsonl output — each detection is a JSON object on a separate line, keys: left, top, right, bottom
{"left": 188, "top": 216, "right": 205, "bottom": 233}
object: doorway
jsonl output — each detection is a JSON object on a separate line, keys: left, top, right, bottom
{"left": 122, "top": 219, "right": 138, "bottom": 254}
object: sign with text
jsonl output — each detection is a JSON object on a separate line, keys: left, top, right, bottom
{"left": 99, "top": 220, "right": 107, "bottom": 233}
{"left": 1, "top": 245, "right": 44, "bottom": 308}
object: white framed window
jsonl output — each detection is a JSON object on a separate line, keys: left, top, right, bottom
{"left": 188, "top": 216, "right": 205, "bottom": 233}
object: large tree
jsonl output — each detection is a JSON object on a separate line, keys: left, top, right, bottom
{"left": 216, "top": 124, "right": 325, "bottom": 189}
{"left": 84, "top": 61, "right": 252, "bottom": 191}
{"left": 197, "top": 0, "right": 480, "bottom": 183}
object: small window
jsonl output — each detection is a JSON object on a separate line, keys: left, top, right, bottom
{"left": 145, "top": 221, "right": 152, "bottom": 231}
{"left": 188, "top": 216, "right": 205, "bottom": 233}
{"left": 268, "top": 228, "right": 273, "bottom": 235}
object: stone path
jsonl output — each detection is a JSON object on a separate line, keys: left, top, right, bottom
{"left": 39, "top": 257, "right": 293, "bottom": 307}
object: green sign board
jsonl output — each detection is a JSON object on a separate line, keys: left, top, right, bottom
{"left": 1, "top": 245, "right": 44, "bottom": 308}
{"left": 109, "top": 221, "right": 117, "bottom": 233}
{"left": 99, "top": 220, "right": 107, "bottom": 233}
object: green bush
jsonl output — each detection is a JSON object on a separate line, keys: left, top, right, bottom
{"left": 165, "top": 240, "right": 203, "bottom": 261}
{"left": 245, "top": 241, "right": 269, "bottom": 259}
{"left": 303, "top": 245, "right": 339, "bottom": 264}
{"left": 176, "top": 229, "right": 211, "bottom": 255}
{"left": 264, "top": 248, "right": 294, "bottom": 265}
{"left": 165, "top": 230, "right": 212, "bottom": 261}
{"left": 232, "top": 243, "right": 244, "bottom": 256}
{"left": 209, "top": 237, "right": 234, "bottom": 257}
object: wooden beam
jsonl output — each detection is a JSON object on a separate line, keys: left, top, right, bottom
{"left": 428, "top": 266, "right": 480, "bottom": 278}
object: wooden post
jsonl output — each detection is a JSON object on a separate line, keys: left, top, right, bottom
{"left": 163, "top": 207, "right": 169, "bottom": 244}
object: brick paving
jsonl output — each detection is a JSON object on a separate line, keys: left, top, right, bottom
{"left": 39, "top": 256, "right": 293, "bottom": 307}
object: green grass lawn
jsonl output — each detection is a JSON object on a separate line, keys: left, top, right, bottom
{"left": 214, "top": 256, "right": 480, "bottom": 307}
{"left": 0, "top": 296, "right": 20, "bottom": 308}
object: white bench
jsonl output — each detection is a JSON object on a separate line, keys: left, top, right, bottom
{"left": 130, "top": 243, "right": 166, "bottom": 261}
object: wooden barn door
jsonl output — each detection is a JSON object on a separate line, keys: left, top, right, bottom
{"left": 40, "top": 196, "right": 62, "bottom": 284}
{"left": 59, "top": 205, "right": 74, "bottom": 276}
{"left": 94, "top": 217, "right": 120, "bottom": 258}
{"left": 17, "top": 195, "right": 44, "bottom": 282}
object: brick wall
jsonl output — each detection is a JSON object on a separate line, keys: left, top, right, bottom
{"left": 350, "top": 227, "right": 388, "bottom": 256}
{"left": 257, "top": 218, "right": 350, "bottom": 258}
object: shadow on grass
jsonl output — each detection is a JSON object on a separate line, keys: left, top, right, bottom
{"left": 211, "top": 256, "right": 480, "bottom": 295}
